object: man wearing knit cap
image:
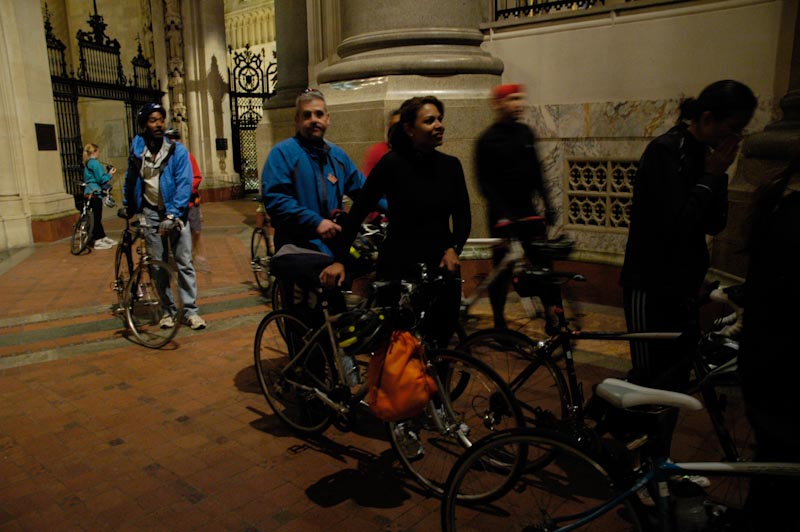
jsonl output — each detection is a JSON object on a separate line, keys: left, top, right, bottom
{"left": 476, "top": 83, "right": 558, "bottom": 330}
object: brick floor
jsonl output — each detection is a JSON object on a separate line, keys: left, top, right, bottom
{"left": 0, "top": 197, "right": 746, "bottom": 531}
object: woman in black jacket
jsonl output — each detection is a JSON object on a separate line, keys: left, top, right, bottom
{"left": 321, "top": 95, "right": 471, "bottom": 347}
{"left": 621, "top": 80, "right": 756, "bottom": 394}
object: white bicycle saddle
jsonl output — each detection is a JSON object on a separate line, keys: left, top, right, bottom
{"left": 596, "top": 378, "right": 703, "bottom": 411}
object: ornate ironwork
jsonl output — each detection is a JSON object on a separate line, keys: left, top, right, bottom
{"left": 76, "top": 1, "right": 126, "bottom": 84}
{"left": 567, "top": 159, "right": 636, "bottom": 230}
{"left": 229, "top": 44, "right": 277, "bottom": 192}
{"left": 495, "top": 0, "right": 605, "bottom": 19}
{"left": 43, "top": 2, "right": 163, "bottom": 195}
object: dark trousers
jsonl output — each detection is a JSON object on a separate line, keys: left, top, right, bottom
{"left": 488, "top": 243, "right": 561, "bottom": 328}
{"left": 623, "top": 287, "right": 698, "bottom": 457}
{"left": 623, "top": 287, "right": 697, "bottom": 391}
{"left": 89, "top": 195, "right": 106, "bottom": 243}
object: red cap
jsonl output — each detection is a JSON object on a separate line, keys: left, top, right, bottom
{"left": 492, "top": 84, "right": 525, "bottom": 100}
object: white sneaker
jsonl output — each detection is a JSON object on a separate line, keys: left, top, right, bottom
{"left": 159, "top": 315, "right": 175, "bottom": 329}
{"left": 184, "top": 314, "right": 207, "bottom": 330}
{"left": 101, "top": 237, "right": 118, "bottom": 246}
{"left": 93, "top": 240, "right": 112, "bottom": 250}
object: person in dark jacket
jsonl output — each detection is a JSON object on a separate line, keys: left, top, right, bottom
{"left": 621, "top": 80, "right": 756, "bottom": 394}
{"left": 738, "top": 155, "right": 800, "bottom": 532}
{"left": 321, "top": 95, "right": 471, "bottom": 347}
{"left": 476, "top": 84, "right": 557, "bottom": 330}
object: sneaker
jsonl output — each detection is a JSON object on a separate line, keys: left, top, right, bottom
{"left": 672, "top": 474, "right": 711, "bottom": 489}
{"left": 159, "top": 314, "right": 175, "bottom": 329}
{"left": 393, "top": 422, "right": 424, "bottom": 461}
{"left": 93, "top": 240, "right": 112, "bottom": 250}
{"left": 100, "top": 237, "right": 118, "bottom": 246}
{"left": 184, "top": 314, "right": 207, "bottom": 330}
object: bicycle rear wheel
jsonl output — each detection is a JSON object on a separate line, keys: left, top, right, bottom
{"left": 70, "top": 212, "right": 93, "bottom": 255}
{"left": 253, "top": 310, "right": 336, "bottom": 434}
{"left": 388, "top": 349, "right": 525, "bottom": 498}
{"left": 458, "top": 329, "right": 569, "bottom": 428}
{"left": 124, "top": 260, "right": 182, "bottom": 348}
{"left": 251, "top": 227, "right": 274, "bottom": 291}
{"left": 442, "top": 428, "right": 645, "bottom": 532}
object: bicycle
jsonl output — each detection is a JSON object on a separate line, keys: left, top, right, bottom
{"left": 440, "top": 378, "right": 800, "bottom": 531}
{"left": 459, "top": 216, "right": 573, "bottom": 330}
{"left": 250, "top": 200, "right": 275, "bottom": 293}
{"left": 70, "top": 188, "right": 94, "bottom": 255}
{"left": 111, "top": 211, "right": 183, "bottom": 348}
{"left": 71, "top": 181, "right": 117, "bottom": 255}
{"left": 457, "top": 272, "right": 750, "bottom": 464}
{"left": 253, "top": 260, "right": 525, "bottom": 498}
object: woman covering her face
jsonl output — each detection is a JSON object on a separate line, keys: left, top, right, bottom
{"left": 321, "top": 95, "right": 471, "bottom": 347}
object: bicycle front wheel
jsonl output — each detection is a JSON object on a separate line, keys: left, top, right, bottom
{"left": 388, "top": 349, "right": 525, "bottom": 498}
{"left": 251, "top": 227, "right": 274, "bottom": 292}
{"left": 124, "top": 260, "right": 182, "bottom": 348}
{"left": 113, "top": 243, "right": 133, "bottom": 311}
{"left": 253, "top": 310, "right": 336, "bottom": 434}
{"left": 442, "top": 428, "right": 645, "bottom": 532}
{"left": 70, "top": 212, "right": 93, "bottom": 255}
{"left": 458, "top": 329, "right": 569, "bottom": 428}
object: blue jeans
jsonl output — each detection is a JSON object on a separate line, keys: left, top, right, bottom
{"left": 143, "top": 206, "right": 199, "bottom": 317}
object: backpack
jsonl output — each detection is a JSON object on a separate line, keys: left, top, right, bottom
{"left": 367, "top": 331, "right": 438, "bottom": 422}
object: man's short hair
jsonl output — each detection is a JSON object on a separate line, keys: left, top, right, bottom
{"left": 295, "top": 89, "right": 327, "bottom": 115}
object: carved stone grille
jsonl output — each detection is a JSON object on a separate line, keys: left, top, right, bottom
{"left": 566, "top": 159, "right": 636, "bottom": 230}
{"left": 229, "top": 45, "right": 277, "bottom": 192}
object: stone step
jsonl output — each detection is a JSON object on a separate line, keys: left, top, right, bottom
{"left": 0, "top": 286, "right": 271, "bottom": 370}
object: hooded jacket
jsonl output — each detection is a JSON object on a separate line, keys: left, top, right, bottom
{"left": 123, "top": 135, "right": 192, "bottom": 220}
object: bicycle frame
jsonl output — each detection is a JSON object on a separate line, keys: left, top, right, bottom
{"left": 544, "top": 456, "right": 800, "bottom": 532}
{"left": 271, "top": 275, "right": 473, "bottom": 427}
{"left": 461, "top": 237, "right": 525, "bottom": 311}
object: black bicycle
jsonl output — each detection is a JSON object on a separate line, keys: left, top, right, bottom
{"left": 111, "top": 211, "right": 183, "bottom": 348}
{"left": 250, "top": 200, "right": 275, "bottom": 293}
{"left": 253, "top": 261, "right": 525, "bottom": 498}
{"left": 70, "top": 185, "right": 95, "bottom": 255}
{"left": 457, "top": 273, "right": 750, "bottom": 478}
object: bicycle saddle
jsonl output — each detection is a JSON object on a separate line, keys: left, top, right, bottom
{"left": 596, "top": 378, "right": 703, "bottom": 411}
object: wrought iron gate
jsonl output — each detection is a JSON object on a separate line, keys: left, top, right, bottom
{"left": 229, "top": 45, "right": 277, "bottom": 192}
{"left": 44, "top": 5, "right": 163, "bottom": 195}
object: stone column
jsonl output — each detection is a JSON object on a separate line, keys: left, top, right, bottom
{"left": 255, "top": 0, "right": 311, "bottom": 185}
{"left": 266, "top": 0, "right": 309, "bottom": 109}
{"left": 711, "top": 4, "right": 800, "bottom": 278}
{"left": 181, "top": 0, "right": 239, "bottom": 200}
{"left": 0, "top": 0, "right": 72, "bottom": 250}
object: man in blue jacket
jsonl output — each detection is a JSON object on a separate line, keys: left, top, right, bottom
{"left": 262, "top": 89, "right": 373, "bottom": 319}
{"left": 123, "top": 103, "right": 206, "bottom": 330}
{"left": 261, "top": 89, "right": 368, "bottom": 257}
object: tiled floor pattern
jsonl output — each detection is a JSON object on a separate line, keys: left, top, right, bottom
{"left": 0, "top": 198, "right": 746, "bottom": 531}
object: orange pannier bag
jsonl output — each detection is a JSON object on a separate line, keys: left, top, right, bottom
{"left": 367, "top": 331, "right": 438, "bottom": 422}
